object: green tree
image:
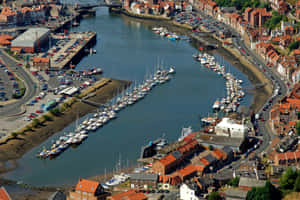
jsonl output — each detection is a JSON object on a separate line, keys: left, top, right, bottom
{"left": 227, "top": 177, "right": 240, "bottom": 187}
{"left": 280, "top": 167, "right": 298, "bottom": 190}
{"left": 11, "top": 132, "right": 18, "bottom": 138}
{"left": 32, "top": 118, "right": 41, "bottom": 128}
{"left": 25, "top": 125, "right": 32, "bottom": 132}
{"left": 246, "top": 181, "right": 281, "bottom": 200}
{"left": 19, "top": 131, "right": 25, "bottom": 136}
{"left": 49, "top": 108, "right": 60, "bottom": 116}
{"left": 208, "top": 192, "right": 222, "bottom": 200}
{"left": 297, "top": 121, "right": 300, "bottom": 136}
{"left": 288, "top": 41, "right": 300, "bottom": 51}
{"left": 294, "top": 175, "right": 300, "bottom": 192}
{"left": 42, "top": 114, "right": 52, "bottom": 121}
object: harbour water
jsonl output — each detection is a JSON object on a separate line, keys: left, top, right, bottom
{"left": 3, "top": 7, "right": 252, "bottom": 186}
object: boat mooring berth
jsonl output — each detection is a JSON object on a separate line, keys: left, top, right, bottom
{"left": 37, "top": 67, "right": 176, "bottom": 159}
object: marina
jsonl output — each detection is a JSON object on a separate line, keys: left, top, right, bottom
{"left": 3, "top": 7, "right": 252, "bottom": 186}
{"left": 152, "top": 27, "right": 190, "bottom": 42}
{"left": 37, "top": 67, "right": 175, "bottom": 159}
{"left": 193, "top": 52, "right": 245, "bottom": 113}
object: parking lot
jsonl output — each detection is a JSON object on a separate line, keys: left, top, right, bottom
{"left": 44, "top": 32, "right": 94, "bottom": 69}
{"left": 175, "top": 11, "right": 229, "bottom": 36}
{"left": 0, "top": 61, "right": 24, "bottom": 102}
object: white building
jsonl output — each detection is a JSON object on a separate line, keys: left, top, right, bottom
{"left": 180, "top": 183, "right": 199, "bottom": 200}
{"left": 292, "top": 68, "right": 300, "bottom": 85}
{"left": 215, "top": 118, "right": 248, "bottom": 138}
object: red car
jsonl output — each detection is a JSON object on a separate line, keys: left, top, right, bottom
{"left": 28, "top": 114, "right": 36, "bottom": 118}
{"left": 17, "top": 63, "right": 22, "bottom": 66}
{"left": 260, "top": 117, "right": 264, "bottom": 122}
{"left": 36, "top": 110, "right": 43, "bottom": 113}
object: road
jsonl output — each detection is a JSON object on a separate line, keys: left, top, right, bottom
{"left": 0, "top": 49, "right": 38, "bottom": 117}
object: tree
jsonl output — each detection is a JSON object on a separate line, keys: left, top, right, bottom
{"left": 19, "top": 131, "right": 25, "bottom": 136}
{"left": 49, "top": 108, "right": 60, "bottom": 116}
{"left": 32, "top": 118, "right": 41, "bottom": 128}
{"left": 42, "top": 114, "right": 52, "bottom": 121}
{"left": 294, "top": 175, "right": 300, "bottom": 192}
{"left": 288, "top": 41, "right": 300, "bottom": 51}
{"left": 11, "top": 132, "right": 18, "bottom": 138}
{"left": 208, "top": 192, "right": 222, "bottom": 200}
{"left": 280, "top": 167, "right": 298, "bottom": 190}
{"left": 296, "top": 121, "right": 300, "bottom": 136}
{"left": 25, "top": 125, "right": 32, "bottom": 132}
{"left": 227, "top": 177, "right": 240, "bottom": 187}
{"left": 246, "top": 181, "right": 281, "bottom": 200}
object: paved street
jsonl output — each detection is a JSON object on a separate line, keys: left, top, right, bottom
{"left": 0, "top": 49, "right": 38, "bottom": 117}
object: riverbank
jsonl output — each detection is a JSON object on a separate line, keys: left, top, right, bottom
{"left": 119, "top": 12, "right": 272, "bottom": 114}
{"left": 0, "top": 78, "right": 130, "bottom": 172}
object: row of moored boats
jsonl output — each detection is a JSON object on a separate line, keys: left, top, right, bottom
{"left": 37, "top": 67, "right": 176, "bottom": 159}
{"left": 193, "top": 52, "right": 245, "bottom": 113}
{"left": 152, "top": 27, "right": 190, "bottom": 41}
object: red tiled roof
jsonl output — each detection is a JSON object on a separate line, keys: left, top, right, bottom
{"left": 284, "top": 26, "right": 294, "bottom": 31}
{"left": 212, "top": 148, "right": 224, "bottom": 160}
{"left": 200, "top": 157, "right": 210, "bottom": 166}
{"left": 159, "top": 175, "right": 182, "bottom": 185}
{"left": 207, "top": 1, "right": 217, "bottom": 7}
{"left": 178, "top": 165, "right": 197, "bottom": 177}
{"left": 183, "top": 132, "right": 198, "bottom": 142}
{"left": 160, "top": 154, "right": 177, "bottom": 166}
{"left": 75, "top": 179, "right": 99, "bottom": 194}
{"left": 110, "top": 190, "right": 147, "bottom": 200}
{"left": 294, "top": 49, "right": 300, "bottom": 54}
{"left": 33, "top": 57, "right": 49, "bottom": 63}
{"left": 245, "top": 8, "right": 253, "bottom": 13}
{"left": 178, "top": 139, "right": 198, "bottom": 155}
{"left": 0, "top": 187, "right": 11, "bottom": 200}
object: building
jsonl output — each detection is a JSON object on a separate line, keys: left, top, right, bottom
{"left": 152, "top": 151, "right": 181, "bottom": 175}
{"left": 297, "top": 1, "right": 300, "bottom": 19}
{"left": 0, "top": 187, "right": 12, "bottom": 200}
{"left": 180, "top": 183, "right": 200, "bottom": 200}
{"left": 128, "top": 173, "right": 158, "bottom": 189}
{"left": 247, "top": 8, "right": 271, "bottom": 27}
{"left": 215, "top": 118, "right": 248, "bottom": 138}
{"left": 108, "top": 190, "right": 147, "bottom": 200}
{"left": 67, "top": 179, "right": 106, "bottom": 200}
{"left": 274, "top": 151, "right": 300, "bottom": 166}
{"left": 196, "top": 134, "right": 245, "bottom": 152}
{"left": 32, "top": 57, "right": 50, "bottom": 71}
{"left": 0, "top": 34, "right": 13, "bottom": 46}
{"left": 11, "top": 27, "right": 50, "bottom": 53}
{"left": 238, "top": 177, "right": 266, "bottom": 191}
{"left": 177, "top": 165, "right": 199, "bottom": 181}
{"left": 292, "top": 68, "right": 300, "bottom": 85}
{"left": 224, "top": 189, "right": 248, "bottom": 200}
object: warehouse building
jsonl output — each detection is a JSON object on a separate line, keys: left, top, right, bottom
{"left": 11, "top": 28, "right": 50, "bottom": 53}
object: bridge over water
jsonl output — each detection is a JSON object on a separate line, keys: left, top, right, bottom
{"left": 72, "top": 0, "right": 122, "bottom": 9}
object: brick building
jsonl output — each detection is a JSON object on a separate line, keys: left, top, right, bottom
{"left": 152, "top": 151, "right": 181, "bottom": 175}
{"left": 67, "top": 179, "right": 106, "bottom": 200}
{"left": 32, "top": 57, "right": 50, "bottom": 71}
